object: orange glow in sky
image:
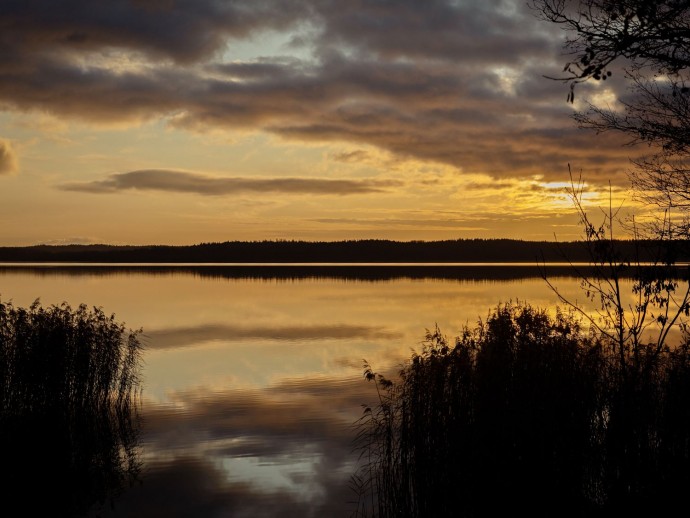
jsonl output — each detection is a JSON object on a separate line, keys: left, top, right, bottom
{"left": 0, "top": 1, "right": 652, "bottom": 245}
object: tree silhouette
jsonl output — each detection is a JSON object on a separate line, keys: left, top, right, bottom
{"left": 533, "top": 0, "right": 690, "bottom": 229}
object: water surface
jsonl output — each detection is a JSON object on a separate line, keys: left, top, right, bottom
{"left": 0, "top": 264, "right": 627, "bottom": 516}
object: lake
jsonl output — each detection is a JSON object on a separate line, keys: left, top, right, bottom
{"left": 0, "top": 264, "right": 646, "bottom": 517}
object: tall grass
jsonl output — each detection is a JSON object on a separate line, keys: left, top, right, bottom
{"left": 352, "top": 302, "right": 690, "bottom": 517}
{"left": 0, "top": 299, "right": 143, "bottom": 517}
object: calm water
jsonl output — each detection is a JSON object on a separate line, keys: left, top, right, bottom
{"left": 0, "top": 265, "right": 638, "bottom": 517}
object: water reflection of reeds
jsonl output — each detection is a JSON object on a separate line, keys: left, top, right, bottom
{"left": 0, "top": 300, "right": 143, "bottom": 517}
{"left": 353, "top": 303, "right": 690, "bottom": 517}
{"left": 1, "top": 264, "right": 687, "bottom": 282}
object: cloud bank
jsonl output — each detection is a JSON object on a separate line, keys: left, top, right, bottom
{"left": 59, "top": 169, "right": 400, "bottom": 195}
{"left": 0, "top": 0, "right": 632, "bottom": 183}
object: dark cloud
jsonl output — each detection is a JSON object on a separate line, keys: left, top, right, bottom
{"left": 58, "top": 169, "right": 400, "bottom": 195}
{"left": 0, "top": 0, "right": 633, "bottom": 183}
{"left": 145, "top": 322, "right": 401, "bottom": 349}
{"left": 464, "top": 181, "right": 516, "bottom": 190}
{"left": 0, "top": 0, "right": 308, "bottom": 64}
{"left": 0, "top": 139, "right": 18, "bottom": 174}
{"left": 312, "top": 0, "right": 557, "bottom": 64}
{"left": 330, "top": 150, "right": 371, "bottom": 164}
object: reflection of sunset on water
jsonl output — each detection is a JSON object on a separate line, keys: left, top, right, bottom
{"left": 1, "top": 267, "right": 682, "bottom": 400}
{"left": 0, "top": 267, "right": 585, "bottom": 395}
{"left": 0, "top": 267, "right": 599, "bottom": 517}
{"left": 0, "top": 265, "right": 680, "bottom": 516}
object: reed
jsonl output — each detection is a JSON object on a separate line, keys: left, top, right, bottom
{"left": 352, "top": 302, "right": 690, "bottom": 517}
{"left": 0, "top": 299, "right": 143, "bottom": 516}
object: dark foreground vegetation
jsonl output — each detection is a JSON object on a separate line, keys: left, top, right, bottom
{"left": 2, "top": 239, "right": 689, "bottom": 263}
{"left": 353, "top": 303, "right": 690, "bottom": 517}
{"left": 0, "top": 300, "right": 143, "bottom": 517}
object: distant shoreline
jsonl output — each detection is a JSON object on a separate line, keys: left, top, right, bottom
{"left": 1, "top": 238, "right": 687, "bottom": 264}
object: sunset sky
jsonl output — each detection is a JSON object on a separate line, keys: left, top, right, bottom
{"left": 0, "top": 0, "right": 646, "bottom": 246}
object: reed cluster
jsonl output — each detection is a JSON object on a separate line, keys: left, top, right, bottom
{"left": 352, "top": 302, "right": 690, "bottom": 517}
{"left": 0, "top": 299, "right": 143, "bottom": 516}
{"left": 0, "top": 299, "right": 141, "bottom": 415}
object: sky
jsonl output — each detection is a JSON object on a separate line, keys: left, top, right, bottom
{"left": 0, "top": 0, "right": 648, "bottom": 245}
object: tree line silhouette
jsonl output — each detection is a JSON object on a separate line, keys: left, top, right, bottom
{"left": 2, "top": 239, "right": 689, "bottom": 263}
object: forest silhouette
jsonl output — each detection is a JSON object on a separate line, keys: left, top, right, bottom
{"left": 2, "top": 239, "right": 689, "bottom": 263}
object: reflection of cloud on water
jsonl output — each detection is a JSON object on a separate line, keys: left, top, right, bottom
{"left": 145, "top": 323, "right": 401, "bottom": 349}
{"left": 100, "top": 454, "right": 357, "bottom": 518}
{"left": 142, "top": 377, "right": 376, "bottom": 454}
{"left": 122, "top": 376, "right": 379, "bottom": 517}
